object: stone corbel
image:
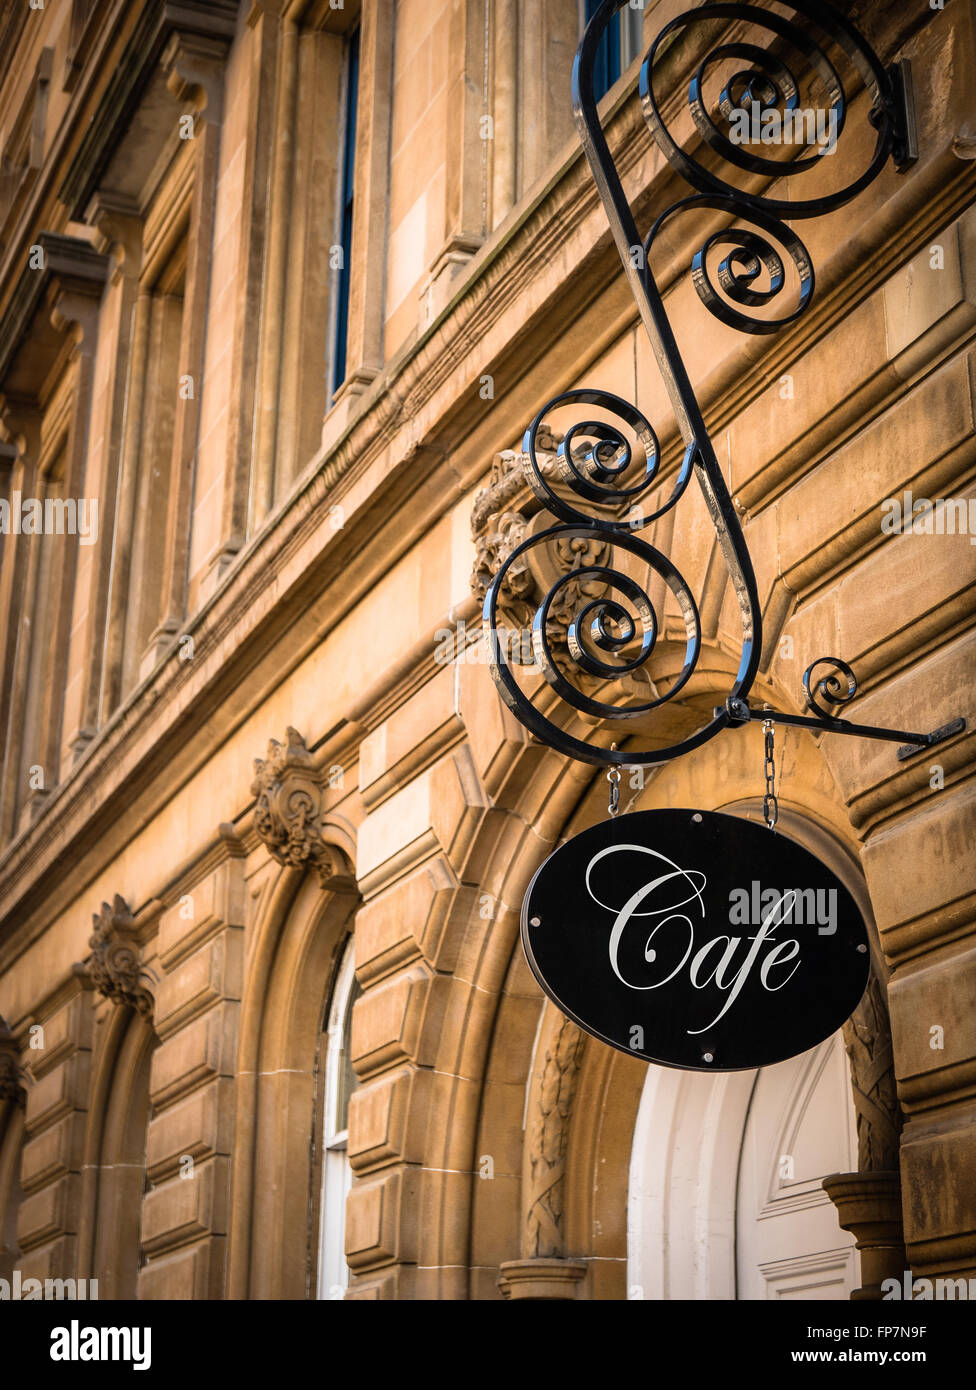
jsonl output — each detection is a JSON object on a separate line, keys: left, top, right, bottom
{"left": 85, "top": 191, "right": 144, "bottom": 286}
{"left": 87, "top": 894, "right": 155, "bottom": 1018}
{"left": 48, "top": 284, "right": 101, "bottom": 362}
{"left": 251, "top": 727, "right": 356, "bottom": 891}
{"left": 0, "top": 234, "right": 108, "bottom": 395}
{"left": 161, "top": 30, "right": 230, "bottom": 126}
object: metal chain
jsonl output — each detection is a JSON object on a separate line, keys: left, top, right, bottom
{"left": 607, "top": 743, "right": 621, "bottom": 818}
{"left": 762, "top": 715, "right": 778, "bottom": 830}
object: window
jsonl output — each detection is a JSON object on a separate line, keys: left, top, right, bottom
{"left": 316, "top": 939, "right": 361, "bottom": 1299}
{"left": 585, "top": 0, "right": 643, "bottom": 103}
{"left": 332, "top": 26, "right": 360, "bottom": 397}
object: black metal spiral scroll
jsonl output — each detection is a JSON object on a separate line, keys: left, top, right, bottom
{"left": 802, "top": 656, "right": 858, "bottom": 721}
{"left": 484, "top": 0, "right": 913, "bottom": 766}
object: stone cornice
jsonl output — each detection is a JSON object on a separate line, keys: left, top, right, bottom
{"left": 0, "top": 4, "right": 969, "bottom": 963}
{"left": 0, "top": 2, "right": 237, "bottom": 313}
{"left": 0, "top": 233, "right": 108, "bottom": 390}
{"left": 59, "top": 0, "right": 239, "bottom": 217}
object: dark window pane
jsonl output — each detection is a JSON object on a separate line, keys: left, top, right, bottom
{"left": 332, "top": 26, "right": 360, "bottom": 394}
{"left": 585, "top": 0, "right": 621, "bottom": 104}
{"left": 335, "top": 976, "right": 362, "bottom": 1133}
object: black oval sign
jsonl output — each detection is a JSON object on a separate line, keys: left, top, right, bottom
{"left": 521, "top": 809, "right": 870, "bottom": 1071}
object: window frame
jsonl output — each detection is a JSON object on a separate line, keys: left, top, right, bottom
{"left": 316, "top": 937, "right": 361, "bottom": 1298}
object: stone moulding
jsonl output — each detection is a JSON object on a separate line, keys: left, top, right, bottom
{"left": 250, "top": 727, "right": 355, "bottom": 891}
{"left": 87, "top": 893, "right": 154, "bottom": 1017}
{"left": 497, "top": 1257, "right": 588, "bottom": 1301}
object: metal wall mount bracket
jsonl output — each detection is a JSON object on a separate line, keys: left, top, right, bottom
{"left": 484, "top": 0, "right": 963, "bottom": 770}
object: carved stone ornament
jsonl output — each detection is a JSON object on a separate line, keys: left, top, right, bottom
{"left": 471, "top": 434, "right": 627, "bottom": 682}
{"left": 498, "top": 1016, "right": 588, "bottom": 1300}
{"left": 88, "top": 895, "right": 154, "bottom": 1017}
{"left": 0, "top": 1017, "right": 25, "bottom": 1106}
{"left": 842, "top": 968, "right": 902, "bottom": 1171}
{"left": 525, "top": 1016, "right": 586, "bottom": 1259}
{"left": 822, "top": 968, "right": 906, "bottom": 1300}
{"left": 250, "top": 727, "right": 353, "bottom": 889}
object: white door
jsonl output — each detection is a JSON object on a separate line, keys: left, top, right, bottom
{"left": 627, "top": 1029, "right": 858, "bottom": 1299}
{"left": 735, "top": 1031, "right": 859, "bottom": 1299}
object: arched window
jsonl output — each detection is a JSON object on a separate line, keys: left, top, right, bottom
{"left": 316, "top": 939, "right": 361, "bottom": 1299}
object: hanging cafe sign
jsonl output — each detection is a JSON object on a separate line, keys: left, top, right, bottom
{"left": 483, "top": 0, "right": 966, "bottom": 1072}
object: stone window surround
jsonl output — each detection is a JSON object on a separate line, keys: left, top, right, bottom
{"left": 63, "top": 0, "right": 108, "bottom": 96}
{"left": 0, "top": 47, "right": 53, "bottom": 260}
{"left": 0, "top": 233, "right": 109, "bottom": 844}
{"left": 255, "top": 0, "right": 396, "bottom": 520}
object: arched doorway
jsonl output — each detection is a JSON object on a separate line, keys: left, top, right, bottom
{"left": 735, "top": 1033, "right": 858, "bottom": 1299}
{"left": 627, "top": 1030, "right": 858, "bottom": 1300}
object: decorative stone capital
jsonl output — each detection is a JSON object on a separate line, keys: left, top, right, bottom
{"left": 822, "top": 1170, "right": 907, "bottom": 1301}
{"left": 497, "top": 1258, "right": 587, "bottom": 1300}
{"left": 0, "top": 1019, "right": 25, "bottom": 1106}
{"left": 88, "top": 894, "right": 154, "bottom": 1018}
{"left": 250, "top": 728, "right": 354, "bottom": 890}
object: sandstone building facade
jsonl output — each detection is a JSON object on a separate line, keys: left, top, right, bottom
{"left": 0, "top": 0, "right": 974, "bottom": 1300}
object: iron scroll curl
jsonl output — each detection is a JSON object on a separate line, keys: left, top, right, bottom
{"left": 483, "top": 0, "right": 913, "bottom": 767}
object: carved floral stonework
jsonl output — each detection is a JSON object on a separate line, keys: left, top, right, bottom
{"left": 250, "top": 727, "right": 352, "bottom": 889}
{"left": 524, "top": 1016, "right": 587, "bottom": 1259}
{"left": 842, "top": 968, "right": 902, "bottom": 1171}
{"left": 470, "top": 430, "right": 618, "bottom": 679}
{"left": 88, "top": 895, "right": 154, "bottom": 1017}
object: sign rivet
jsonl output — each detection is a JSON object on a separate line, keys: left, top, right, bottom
{"left": 703, "top": 1052, "right": 715, "bottom": 1063}
{"left": 692, "top": 813, "right": 702, "bottom": 823}
{"left": 529, "top": 916, "right": 541, "bottom": 927}
{"left": 856, "top": 944, "right": 867, "bottom": 953}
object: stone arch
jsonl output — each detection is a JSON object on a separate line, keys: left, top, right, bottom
{"left": 411, "top": 730, "right": 592, "bottom": 1298}
{"left": 226, "top": 854, "right": 359, "bottom": 1299}
{"left": 465, "top": 678, "right": 903, "bottom": 1298}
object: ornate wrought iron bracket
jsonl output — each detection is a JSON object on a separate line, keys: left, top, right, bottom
{"left": 483, "top": 0, "right": 965, "bottom": 770}
{"left": 721, "top": 658, "right": 966, "bottom": 760}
